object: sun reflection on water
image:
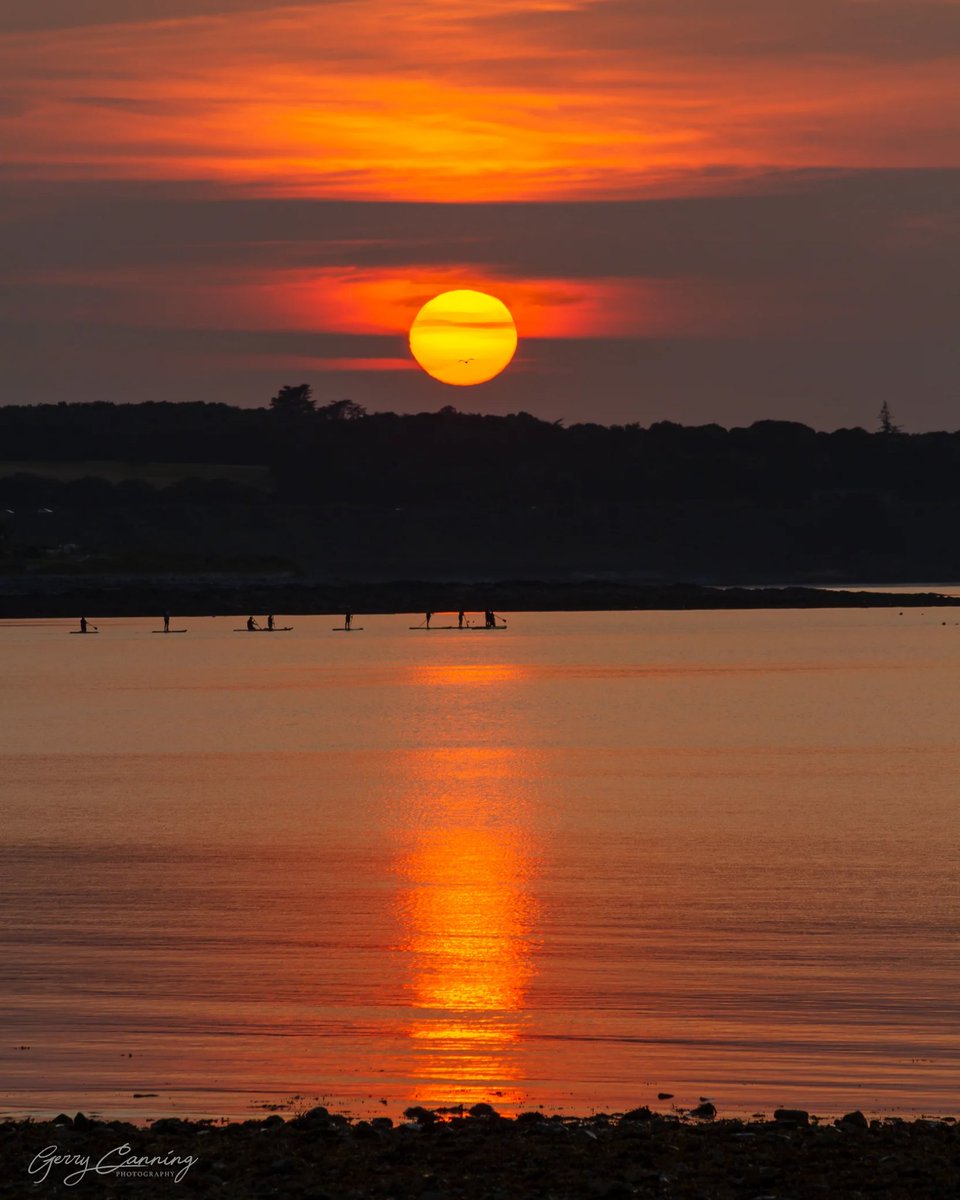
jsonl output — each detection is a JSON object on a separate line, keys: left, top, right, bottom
{"left": 393, "top": 747, "right": 539, "bottom": 1107}
{"left": 409, "top": 662, "right": 527, "bottom": 687}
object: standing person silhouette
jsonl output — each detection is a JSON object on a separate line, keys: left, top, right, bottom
{"left": 79, "top": 616, "right": 88, "bottom": 634}
{"left": 267, "top": 614, "right": 275, "bottom": 631}
{"left": 425, "top": 611, "right": 432, "bottom": 629}
{"left": 458, "top": 610, "right": 465, "bottom": 629}
{"left": 163, "top": 611, "right": 170, "bottom": 633}
{"left": 345, "top": 611, "right": 352, "bottom": 630}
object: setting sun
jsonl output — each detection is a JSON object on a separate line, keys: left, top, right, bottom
{"left": 408, "top": 290, "right": 518, "bottom": 386}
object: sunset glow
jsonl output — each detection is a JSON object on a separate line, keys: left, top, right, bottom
{"left": 2, "top": 3, "right": 956, "bottom": 200}
{"left": 0, "top": 0, "right": 956, "bottom": 421}
{"left": 5, "top": 0, "right": 960, "bottom": 1176}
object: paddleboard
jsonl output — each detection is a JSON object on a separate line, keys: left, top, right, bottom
{"left": 70, "top": 630, "right": 98, "bottom": 634}
{"left": 233, "top": 627, "right": 293, "bottom": 632}
{"left": 332, "top": 627, "right": 364, "bottom": 631}
{"left": 152, "top": 629, "right": 188, "bottom": 633}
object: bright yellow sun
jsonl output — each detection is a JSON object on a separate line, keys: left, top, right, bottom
{"left": 408, "top": 289, "right": 518, "bottom": 386}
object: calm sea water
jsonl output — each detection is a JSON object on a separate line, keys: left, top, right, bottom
{"left": 2, "top": 609, "right": 958, "bottom": 1122}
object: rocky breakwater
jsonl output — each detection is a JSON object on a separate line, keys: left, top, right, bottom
{"left": 3, "top": 1103, "right": 958, "bottom": 1199}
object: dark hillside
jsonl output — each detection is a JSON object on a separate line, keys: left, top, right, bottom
{"left": 1, "top": 401, "right": 959, "bottom": 583}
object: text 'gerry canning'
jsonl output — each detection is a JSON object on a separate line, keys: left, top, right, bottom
{"left": 28, "top": 1143, "right": 198, "bottom": 1186}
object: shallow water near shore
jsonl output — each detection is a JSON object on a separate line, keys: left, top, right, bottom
{"left": 1, "top": 609, "right": 958, "bottom": 1122}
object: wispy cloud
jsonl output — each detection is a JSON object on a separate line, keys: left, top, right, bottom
{"left": 0, "top": 0, "right": 325, "bottom": 33}
{"left": 0, "top": 0, "right": 956, "bottom": 198}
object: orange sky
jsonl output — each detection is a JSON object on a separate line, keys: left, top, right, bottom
{"left": 0, "top": 0, "right": 957, "bottom": 424}
{"left": 2, "top": 1, "right": 956, "bottom": 198}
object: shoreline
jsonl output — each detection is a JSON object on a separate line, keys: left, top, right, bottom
{"left": 1, "top": 575, "right": 959, "bottom": 619}
{"left": 5, "top": 1105, "right": 957, "bottom": 1198}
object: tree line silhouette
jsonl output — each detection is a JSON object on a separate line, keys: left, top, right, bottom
{"left": 0, "top": 389, "right": 956, "bottom": 509}
{"left": 4, "top": 390, "right": 960, "bottom": 583}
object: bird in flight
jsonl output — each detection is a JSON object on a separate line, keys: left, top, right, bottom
{"left": 458, "top": 358, "right": 475, "bottom": 364}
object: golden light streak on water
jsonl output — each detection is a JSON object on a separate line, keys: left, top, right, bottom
{"left": 394, "top": 747, "right": 538, "bottom": 1106}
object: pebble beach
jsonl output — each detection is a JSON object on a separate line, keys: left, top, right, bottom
{"left": 6, "top": 1104, "right": 958, "bottom": 1199}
